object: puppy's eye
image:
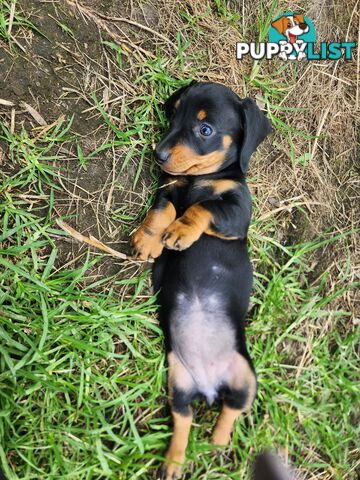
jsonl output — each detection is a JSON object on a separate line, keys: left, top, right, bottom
{"left": 199, "top": 123, "right": 213, "bottom": 136}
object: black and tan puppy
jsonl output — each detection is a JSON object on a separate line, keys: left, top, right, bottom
{"left": 132, "top": 82, "right": 271, "bottom": 479}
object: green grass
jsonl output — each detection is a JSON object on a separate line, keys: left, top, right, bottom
{"left": 0, "top": 2, "right": 359, "bottom": 479}
{"left": 0, "top": 114, "right": 358, "bottom": 480}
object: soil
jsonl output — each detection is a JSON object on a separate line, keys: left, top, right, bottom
{"left": 0, "top": 0, "right": 144, "bottom": 277}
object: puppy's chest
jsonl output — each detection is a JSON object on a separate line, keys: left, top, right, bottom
{"left": 170, "top": 178, "right": 215, "bottom": 214}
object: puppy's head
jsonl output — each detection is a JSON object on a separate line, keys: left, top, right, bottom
{"left": 156, "top": 82, "right": 271, "bottom": 176}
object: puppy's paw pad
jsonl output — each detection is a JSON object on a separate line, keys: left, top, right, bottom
{"left": 162, "top": 221, "right": 198, "bottom": 251}
{"left": 131, "top": 229, "right": 164, "bottom": 261}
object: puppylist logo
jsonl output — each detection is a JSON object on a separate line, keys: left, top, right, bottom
{"left": 236, "top": 12, "right": 356, "bottom": 61}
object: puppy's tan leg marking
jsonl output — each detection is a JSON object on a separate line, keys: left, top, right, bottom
{"left": 163, "top": 410, "right": 193, "bottom": 479}
{"left": 167, "top": 352, "right": 195, "bottom": 394}
{"left": 162, "top": 352, "right": 194, "bottom": 479}
{"left": 205, "top": 229, "right": 239, "bottom": 241}
{"left": 228, "top": 353, "right": 257, "bottom": 410}
{"left": 212, "top": 405, "right": 242, "bottom": 446}
{"left": 212, "top": 353, "right": 257, "bottom": 446}
{"left": 132, "top": 202, "right": 176, "bottom": 260}
{"left": 162, "top": 204, "right": 212, "bottom": 251}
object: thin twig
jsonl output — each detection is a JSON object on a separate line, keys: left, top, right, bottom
{"left": 7, "top": 1, "right": 16, "bottom": 37}
{"left": 56, "top": 219, "right": 128, "bottom": 260}
{"left": 10, "top": 108, "right": 15, "bottom": 134}
{"left": 256, "top": 201, "right": 326, "bottom": 222}
{"left": 20, "top": 102, "right": 47, "bottom": 126}
{"left": 0, "top": 98, "right": 15, "bottom": 106}
{"left": 97, "top": 13, "right": 177, "bottom": 50}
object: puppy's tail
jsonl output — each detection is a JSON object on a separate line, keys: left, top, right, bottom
{"left": 253, "top": 452, "right": 300, "bottom": 480}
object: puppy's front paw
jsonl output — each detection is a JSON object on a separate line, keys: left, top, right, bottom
{"left": 132, "top": 228, "right": 164, "bottom": 261}
{"left": 162, "top": 220, "right": 201, "bottom": 251}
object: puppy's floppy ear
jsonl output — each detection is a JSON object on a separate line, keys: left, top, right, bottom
{"left": 163, "top": 81, "right": 197, "bottom": 119}
{"left": 238, "top": 98, "right": 272, "bottom": 174}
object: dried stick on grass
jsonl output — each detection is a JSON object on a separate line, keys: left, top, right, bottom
{"left": 56, "top": 219, "right": 128, "bottom": 260}
{"left": 0, "top": 99, "right": 15, "bottom": 106}
{"left": 10, "top": 108, "right": 15, "bottom": 134}
{"left": 97, "top": 13, "right": 178, "bottom": 50}
{"left": 20, "top": 102, "right": 47, "bottom": 126}
{"left": 256, "top": 200, "right": 326, "bottom": 222}
{"left": 7, "top": 1, "right": 16, "bottom": 36}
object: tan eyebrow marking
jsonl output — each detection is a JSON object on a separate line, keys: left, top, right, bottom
{"left": 175, "top": 99, "right": 181, "bottom": 108}
{"left": 197, "top": 110, "right": 207, "bottom": 121}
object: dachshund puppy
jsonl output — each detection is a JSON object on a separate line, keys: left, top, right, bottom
{"left": 132, "top": 82, "right": 271, "bottom": 479}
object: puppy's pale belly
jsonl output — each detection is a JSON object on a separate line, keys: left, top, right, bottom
{"left": 170, "top": 292, "right": 236, "bottom": 404}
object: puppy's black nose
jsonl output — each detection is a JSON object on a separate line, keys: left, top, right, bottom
{"left": 156, "top": 148, "right": 170, "bottom": 164}
{"left": 299, "top": 22, "right": 307, "bottom": 30}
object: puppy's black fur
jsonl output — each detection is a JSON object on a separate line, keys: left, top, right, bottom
{"left": 132, "top": 82, "right": 271, "bottom": 478}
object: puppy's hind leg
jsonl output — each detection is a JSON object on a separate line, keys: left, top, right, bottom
{"left": 160, "top": 352, "right": 196, "bottom": 480}
{"left": 212, "top": 352, "right": 257, "bottom": 446}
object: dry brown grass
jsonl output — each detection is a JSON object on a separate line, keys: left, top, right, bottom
{"left": 0, "top": 0, "right": 359, "bottom": 478}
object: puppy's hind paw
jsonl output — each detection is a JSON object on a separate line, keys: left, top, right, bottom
{"left": 158, "top": 462, "right": 183, "bottom": 480}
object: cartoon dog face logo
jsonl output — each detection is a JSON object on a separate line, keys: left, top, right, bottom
{"left": 271, "top": 13, "right": 309, "bottom": 44}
